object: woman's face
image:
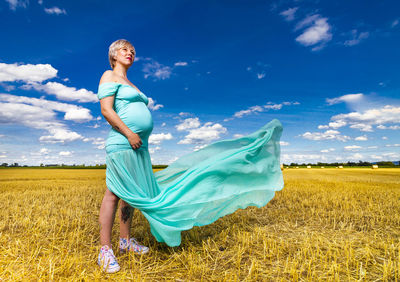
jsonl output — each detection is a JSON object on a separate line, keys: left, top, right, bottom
{"left": 114, "top": 45, "right": 135, "bottom": 68}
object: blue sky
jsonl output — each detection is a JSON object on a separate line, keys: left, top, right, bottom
{"left": 0, "top": 0, "right": 399, "bottom": 165}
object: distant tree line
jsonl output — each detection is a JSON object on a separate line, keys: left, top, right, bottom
{"left": 0, "top": 163, "right": 168, "bottom": 169}
{"left": 285, "top": 160, "right": 399, "bottom": 167}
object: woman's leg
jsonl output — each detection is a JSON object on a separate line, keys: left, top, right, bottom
{"left": 99, "top": 188, "right": 120, "bottom": 247}
{"left": 119, "top": 200, "right": 134, "bottom": 239}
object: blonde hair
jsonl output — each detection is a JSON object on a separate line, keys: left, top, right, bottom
{"left": 108, "top": 39, "right": 135, "bottom": 69}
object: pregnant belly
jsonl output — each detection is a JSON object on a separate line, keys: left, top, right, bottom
{"left": 121, "top": 103, "right": 153, "bottom": 134}
{"left": 106, "top": 103, "right": 153, "bottom": 151}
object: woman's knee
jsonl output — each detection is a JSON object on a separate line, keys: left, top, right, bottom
{"left": 104, "top": 188, "right": 120, "bottom": 204}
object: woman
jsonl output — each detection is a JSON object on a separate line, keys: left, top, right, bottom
{"left": 97, "top": 39, "right": 284, "bottom": 273}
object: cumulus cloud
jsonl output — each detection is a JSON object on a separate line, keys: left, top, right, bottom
{"left": 44, "top": 6, "right": 67, "bottom": 15}
{"left": 355, "top": 135, "right": 368, "bottom": 141}
{"left": 39, "top": 127, "right": 83, "bottom": 143}
{"left": 326, "top": 93, "right": 364, "bottom": 105}
{"left": 377, "top": 124, "right": 400, "bottom": 130}
{"left": 59, "top": 151, "right": 72, "bottom": 156}
{"left": 295, "top": 14, "right": 332, "bottom": 51}
{"left": 321, "top": 148, "right": 335, "bottom": 153}
{"left": 280, "top": 141, "right": 290, "bottom": 146}
{"left": 301, "top": 129, "right": 350, "bottom": 142}
{"left": 147, "top": 97, "right": 164, "bottom": 111}
{"left": 175, "top": 117, "right": 201, "bottom": 131}
{"left": 178, "top": 122, "right": 227, "bottom": 145}
{"left": 174, "top": 62, "right": 188, "bottom": 66}
{"left": 21, "top": 81, "right": 98, "bottom": 103}
{"left": 0, "top": 63, "right": 57, "bottom": 83}
{"left": 149, "top": 133, "right": 173, "bottom": 145}
{"left": 143, "top": 61, "right": 172, "bottom": 80}
{"left": 0, "top": 93, "right": 93, "bottom": 122}
{"left": 0, "top": 93, "right": 89, "bottom": 143}
{"left": 83, "top": 137, "right": 106, "bottom": 149}
{"left": 280, "top": 7, "right": 298, "bottom": 21}
{"left": 331, "top": 105, "right": 400, "bottom": 132}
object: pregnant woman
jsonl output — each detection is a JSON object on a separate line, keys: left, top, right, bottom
{"left": 97, "top": 39, "right": 284, "bottom": 273}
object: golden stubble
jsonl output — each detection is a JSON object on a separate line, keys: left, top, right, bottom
{"left": 0, "top": 168, "right": 399, "bottom": 280}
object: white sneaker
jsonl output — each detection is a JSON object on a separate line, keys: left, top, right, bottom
{"left": 97, "top": 245, "right": 120, "bottom": 273}
{"left": 119, "top": 237, "right": 149, "bottom": 254}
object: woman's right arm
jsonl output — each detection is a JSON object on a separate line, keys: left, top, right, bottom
{"left": 99, "top": 71, "right": 142, "bottom": 149}
{"left": 99, "top": 97, "right": 142, "bottom": 149}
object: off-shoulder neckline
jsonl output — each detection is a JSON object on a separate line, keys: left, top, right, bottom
{"left": 99, "top": 81, "right": 142, "bottom": 93}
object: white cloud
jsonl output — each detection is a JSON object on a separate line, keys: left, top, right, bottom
{"left": 175, "top": 117, "right": 200, "bottom": 131}
{"left": 385, "top": 144, "right": 400, "bottom": 147}
{"left": 193, "top": 144, "right": 207, "bottom": 151}
{"left": 59, "top": 151, "right": 72, "bottom": 156}
{"left": 344, "top": 29, "right": 369, "bottom": 46}
{"left": 280, "top": 7, "right": 298, "bottom": 22}
{"left": 281, "top": 153, "right": 328, "bottom": 163}
{"left": 280, "top": 141, "right": 290, "bottom": 146}
{"left": 149, "top": 133, "right": 173, "bottom": 145}
{"left": 382, "top": 136, "right": 388, "bottom": 140}
{"left": 227, "top": 102, "right": 299, "bottom": 122}
{"left": 0, "top": 94, "right": 88, "bottom": 143}
{"left": 331, "top": 105, "right": 400, "bottom": 132}
{"left": 39, "top": 127, "right": 83, "bottom": 143}
{"left": 179, "top": 112, "right": 191, "bottom": 117}
{"left": 326, "top": 93, "right": 364, "bottom": 105}
{"left": 344, "top": 145, "right": 362, "bottom": 151}
{"left": 147, "top": 97, "right": 164, "bottom": 111}
{"left": 301, "top": 129, "right": 350, "bottom": 142}
{"left": 21, "top": 81, "right": 97, "bottom": 103}
{"left": 233, "top": 134, "right": 244, "bottom": 138}
{"left": 321, "top": 148, "right": 335, "bottom": 153}
{"left": 225, "top": 101, "right": 297, "bottom": 121}
{"left": 349, "top": 123, "right": 373, "bottom": 132}
{"left": 318, "top": 125, "right": 329, "bottom": 129}
{"left": 174, "top": 62, "right": 188, "bottom": 66}
{"left": 0, "top": 63, "right": 57, "bottom": 83}
{"left": 0, "top": 93, "right": 93, "bottom": 122}
{"left": 328, "top": 120, "right": 347, "bottom": 129}
{"left": 257, "top": 73, "right": 266, "bottom": 79}
{"left": 44, "top": 6, "right": 67, "bottom": 15}
{"left": 391, "top": 19, "right": 399, "bottom": 28}
{"left": 83, "top": 137, "right": 106, "bottom": 149}
{"left": 178, "top": 122, "right": 227, "bottom": 144}
{"left": 143, "top": 61, "right": 172, "bottom": 80}
{"left": 355, "top": 135, "right": 368, "bottom": 141}
{"left": 149, "top": 146, "right": 161, "bottom": 154}
{"left": 377, "top": 124, "right": 400, "bottom": 130}
{"left": 295, "top": 15, "right": 332, "bottom": 51}
{"left": 5, "top": 0, "right": 28, "bottom": 10}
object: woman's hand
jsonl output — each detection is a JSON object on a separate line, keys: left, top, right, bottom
{"left": 127, "top": 132, "right": 142, "bottom": 150}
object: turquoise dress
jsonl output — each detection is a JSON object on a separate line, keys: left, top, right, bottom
{"left": 97, "top": 82, "right": 284, "bottom": 247}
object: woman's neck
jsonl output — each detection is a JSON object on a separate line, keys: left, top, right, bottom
{"left": 113, "top": 64, "right": 128, "bottom": 79}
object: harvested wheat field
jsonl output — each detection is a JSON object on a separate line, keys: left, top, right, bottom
{"left": 0, "top": 168, "right": 399, "bottom": 281}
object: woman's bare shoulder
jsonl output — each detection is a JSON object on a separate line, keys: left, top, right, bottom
{"left": 99, "top": 70, "right": 117, "bottom": 84}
